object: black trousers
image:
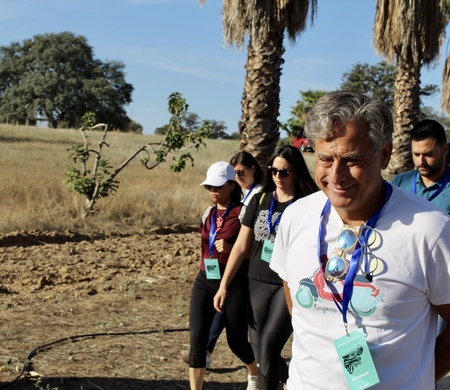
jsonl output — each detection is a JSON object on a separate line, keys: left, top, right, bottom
{"left": 189, "top": 267, "right": 254, "bottom": 368}
{"left": 248, "top": 277, "right": 292, "bottom": 389}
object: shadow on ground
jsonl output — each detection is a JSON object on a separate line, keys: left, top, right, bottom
{"left": 1, "top": 377, "right": 248, "bottom": 389}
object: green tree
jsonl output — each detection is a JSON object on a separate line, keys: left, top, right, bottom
{"left": 340, "top": 62, "right": 396, "bottom": 107}
{"left": 154, "top": 112, "right": 202, "bottom": 135}
{"left": 340, "top": 61, "right": 438, "bottom": 108}
{"left": 0, "top": 31, "right": 134, "bottom": 130}
{"left": 154, "top": 112, "right": 230, "bottom": 139}
{"left": 126, "top": 119, "right": 143, "bottom": 134}
{"left": 282, "top": 90, "right": 328, "bottom": 137}
{"left": 419, "top": 106, "right": 450, "bottom": 134}
{"left": 373, "top": 0, "right": 446, "bottom": 174}
{"left": 200, "top": 0, "right": 317, "bottom": 167}
{"left": 230, "top": 131, "right": 240, "bottom": 140}
{"left": 205, "top": 119, "right": 230, "bottom": 139}
{"left": 65, "top": 92, "right": 211, "bottom": 217}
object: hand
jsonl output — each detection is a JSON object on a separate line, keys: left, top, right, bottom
{"left": 214, "top": 286, "right": 227, "bottom": 313}
{"left": 214, "top": 239, "right": 231, "bottom": 253}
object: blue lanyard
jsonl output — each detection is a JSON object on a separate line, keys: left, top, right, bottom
{"left": 317, "top": 181, "right": 392, "bottom": 327}
{"left": 267, "top": 192, "right": 292, "bottom": 235}
{"left": 411, "top": 168, "right": 450, "bottom": 201}
{"left": 208, "top": 203, "right": 233, "bottom": 256}
{"left": 242, "top": 182, "right": 257, "bottom": 204}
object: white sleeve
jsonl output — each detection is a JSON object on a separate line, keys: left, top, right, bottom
{"left": 269, "top": 215, "right": 288, "bottom": 281}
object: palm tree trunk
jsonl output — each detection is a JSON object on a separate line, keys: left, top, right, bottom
{"left": 239, "top": 29, "right": 284, "bottom": 168}
{"left": 387, "top": 57, "right": 420, "bottom": 174}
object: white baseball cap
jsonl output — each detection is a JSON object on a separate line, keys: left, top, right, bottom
{"left": 199, "top": 161, "right": 236, "bottom": 187}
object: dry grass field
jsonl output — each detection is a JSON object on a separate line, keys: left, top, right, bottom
{"left": 0, "top": 125, "right": 449, "bottom": 390}
{"left": 0, "top": 125, "right": 301, "bottom": 390}
{"left": 0, "top": 125, "right": 248, "bottom": 234}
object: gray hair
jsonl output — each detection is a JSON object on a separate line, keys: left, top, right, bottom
{"left": 304, "top": 91, "right": 393, "bottom": 154}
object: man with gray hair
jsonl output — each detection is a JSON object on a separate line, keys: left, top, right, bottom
{"left": 270, "top": 91, "right": 450, "bottom": 389}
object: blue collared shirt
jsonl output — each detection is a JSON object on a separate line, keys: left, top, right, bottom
{"left": 391, "top": 165, "right": 450, "bottom": 214}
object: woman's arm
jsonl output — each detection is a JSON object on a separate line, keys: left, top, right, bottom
{"left": 283, "top": 281, "right": 293, "bottom": 316}
{"left": 213, "top": 225, "right": 254, "bottom": 312}
{"left": 435, "top": 303, "right": 450, "bottom": 382}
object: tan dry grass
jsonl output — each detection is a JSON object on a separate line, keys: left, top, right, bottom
{"left": 0, "top": 125, "right": 242, "bottom": 234}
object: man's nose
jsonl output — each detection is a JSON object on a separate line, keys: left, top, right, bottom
{"left": 416, "top": 154, "right": 426, "bottom": 166}
{"left": 329, "top": 161, "right": 347, "bottom": 184}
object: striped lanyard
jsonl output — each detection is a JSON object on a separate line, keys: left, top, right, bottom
{"left": 242, "top": 182, "right": 257, "bottom": 204}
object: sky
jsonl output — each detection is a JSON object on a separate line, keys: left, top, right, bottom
{"left": 1, "top": 0, "right": 449, "bottom": 135}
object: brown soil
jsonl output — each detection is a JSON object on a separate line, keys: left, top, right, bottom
{"left": 0, "top": 228, "right": 448, "bottom": 390}
{"left": 0, "top": 226, "right": 286, "bottom": 390}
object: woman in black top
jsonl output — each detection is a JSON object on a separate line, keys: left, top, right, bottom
{"left": 214, "top": 146, "right": 318, "bottom": 389}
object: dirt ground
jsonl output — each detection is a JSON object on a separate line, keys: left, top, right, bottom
{"left": 0, "top": 226, "right": 284, "bottom": 390}
{"left": 0, "top": 227, "right": 449, "bottom": 390}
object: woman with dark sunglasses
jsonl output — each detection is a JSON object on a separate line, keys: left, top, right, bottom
{"left": 230, "top": 150, "right": 264, "bottom": 222}
{"left": 214, "top": 145, "right": 318, "bottom": 389}
{"left": 189, "top": 161, "right": 258, "bottom": 390}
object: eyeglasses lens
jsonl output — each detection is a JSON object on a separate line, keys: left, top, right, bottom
{"left": 337, "top": 229, "right": 358, "bottom": 251}
{"left": 234, "top": 170, "right": 247, "bottom": 177}
{"left": 324, "top": 226, "right": 359, "bottom": 282}
{"left": 205, "top": 184, "right": 224, "bottom": 191}
{"left": 326, "top": 255, "right": 348, "bottom": 279}
{"left": 269, "top": 167, "right": 291, "bottom": 178}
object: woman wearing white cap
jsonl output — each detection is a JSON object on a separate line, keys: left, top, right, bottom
{"left": 188, "top": 161, "right": 259, "bottom": 390}
{"left": 214, "top": 146, "right": 319, "bottom": 389}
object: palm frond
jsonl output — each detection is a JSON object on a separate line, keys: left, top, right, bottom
{"left": 374, "top": 0, "right": 445, "bottom": 66}
{"left": 221, "top": 0, "right": 317, "bottom": 49}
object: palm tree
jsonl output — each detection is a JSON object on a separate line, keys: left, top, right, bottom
{"left": 199, "top": 0, "right": 317, "bottom": 167}
{"left": 373, "top": 0, "right": 445, "bottom": 174}
{"left": 441, "top": 56, "right": 450, "bottom": 115}
{"left": 440, "top": 0, "right": 450, "bottom": 115}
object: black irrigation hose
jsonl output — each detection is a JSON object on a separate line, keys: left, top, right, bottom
{"left": 0, "top": 327, "right": 190, "bottom": 389}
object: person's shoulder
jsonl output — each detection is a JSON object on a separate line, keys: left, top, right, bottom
{"left": 291, "top": 190, "right": 325, "bottom": 205}
{"left": 387, "top": 186, "right": 450, "bottom": 242}
{"left": 253, "top": 184, "right": 263, "bottom": 193}
{"left": 390, "top": 185, "right": 449, "bottom": 218}
{"left": 284, "top": 191, "right": 326, "bottom": 218}
{"left": 201, "top": 206, "right": 213, "bottom": 225}
{"left": 257, "top": 190, "right": 274, "bottom": 205}
{"left": 231, "top": 203, "right": 242, "bottom": 214}
{"left": 391, "top": 169, "right": 415, "bottom": 186}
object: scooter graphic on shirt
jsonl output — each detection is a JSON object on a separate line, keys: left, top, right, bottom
{"left": 295, "top": 267, "right": 384, "bottom": 317}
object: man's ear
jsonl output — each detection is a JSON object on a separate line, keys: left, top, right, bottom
{"left": 380, "top": 142, "right": 393, "bottom": 170}
{"left": 443, "top": 142, "right": 449, "bottom": 159}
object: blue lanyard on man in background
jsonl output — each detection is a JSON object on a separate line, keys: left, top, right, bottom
{"left": 411, "top": 168, "right": 450, "bottom": 201}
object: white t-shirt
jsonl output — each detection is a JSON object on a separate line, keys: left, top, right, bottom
{"left": 239, "top": 183, "right": 263, "bottom": 222}
{"left": 270, "top": 186, "right": 450, "bottom": 390}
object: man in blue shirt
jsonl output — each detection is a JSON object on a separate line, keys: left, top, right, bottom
{"left": 392, "top": 119, "right": 449, "bottom": 338}
{"left": 391, "top": 119, "right": 450, "bottom": 214}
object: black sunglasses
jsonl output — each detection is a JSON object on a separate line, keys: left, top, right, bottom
{"left": 234, "top": 168, "right": 248, "bottom": 178}
{"left": 268, "top": 166, "right": 293, "bottom": 178}
{"left": 205, "top": 184, "right": 226, "bottom": 191}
